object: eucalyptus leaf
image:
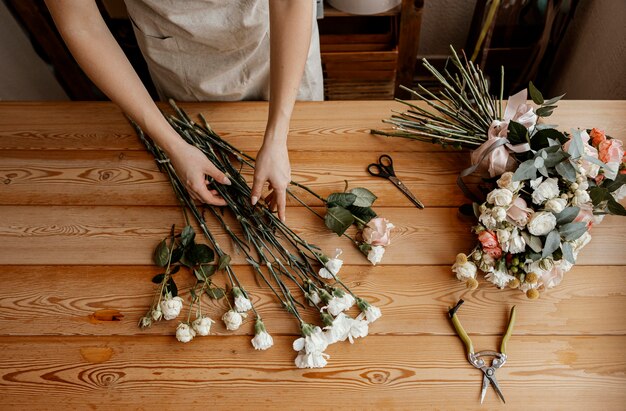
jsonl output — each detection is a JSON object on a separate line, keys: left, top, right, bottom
{"left": 528, "top": 81, "right": 544, "bottom": 104}
{"left": 153, "top": 239, "right": 169, "bottom": 267}
{"left": 206, "top": 287, "right": 226, "bottom": 300}
{"left": 350, "top": 187, "right": 378, "bottom": 207}
{"left": 187, "top": 243, "right": 214, "bottom": 265}
{"left": 180, "top": 225, "right": 195, "bottom": 248}
{"left": 326, "top": 192, "right": 356, "bottom": 208}
{"left": 512, "top": 159, "right": 537, "bottom": 181}
{"left": 555, "top": 207, "right": 580, "bottom": 225}
{"left": 536, "top": 105, "right": 557, "bottom": 117}
{"left": 555, "top": 160, "right": 577, "bottom": 182}
{"left": 324, "top": 206, "right": 355, "bottom": 236}
{"left": 567, "top": 130, "right": 584, "bottom": 159}
{"left": 583, "top": 154, "right": 607, "bottom": 169}
{"left": 217, "top": 254, "right": 231, "bottom": 271}
{"left": 543, "top": 151, "right": 569, "bottom": 167}
{"left": 538, "top": 166, "right": 549, "bottom": 178}
{"left": 542, "top": 230, "right": 561, "bottom": 259}
{"left": 543, "top": 93, "right": 566, "bottom": 106}
{"left": 562, "top": 242, "right": 575, "bottom": 264}
{"left": 559, "top": 222, "right": 588, "bottom": 241}
{"left": 522, "top": 231, "right": 543, "bottom": 253}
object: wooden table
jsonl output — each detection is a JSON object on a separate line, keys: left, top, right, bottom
{"left": 0, "top": 101, "right": 625, "bottom": 410}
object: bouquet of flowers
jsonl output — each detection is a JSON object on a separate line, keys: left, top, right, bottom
{"left": 132, "top": 101, "right": 392, "bottom": 368}
{"left": 373, "top": 47, "right": 625, "bottom": 298}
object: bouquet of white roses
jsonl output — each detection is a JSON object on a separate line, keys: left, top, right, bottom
{"left": 374, "top": 47, "right": 625, "bottom": 297}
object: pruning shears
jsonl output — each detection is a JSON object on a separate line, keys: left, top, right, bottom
{"left": 448, "top": 299, "right": 517, "bottom": 404}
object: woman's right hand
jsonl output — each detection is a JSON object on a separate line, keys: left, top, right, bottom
{"left": 167, "top": 140, "right": 231, "bottom": 206}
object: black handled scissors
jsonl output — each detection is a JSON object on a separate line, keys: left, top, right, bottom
{"left": 367, "top": 154, "right": 424, "bottom": 209}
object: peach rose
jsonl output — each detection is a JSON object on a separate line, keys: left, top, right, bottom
{"left": 362, "top": 217, "right": 394, "bottom": 246}
{"left": 589, "top": 128, "right": 606, "bottom": 147}
{"left": 478, "top": 230, "right": 499, "bottom": 249}
{"left": 484, "top": 246, "right": 503, "bottom": 260}
{"left": 598, "top": 139, "right": 624, "bottom": 164}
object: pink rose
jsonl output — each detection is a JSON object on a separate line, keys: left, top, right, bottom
{"left": 574, "top": 203, "right": 594, "bottom": 228}
{"left": 598, "top": 139, "right": 624, "bottom": 164}
{"left": 478, "top": 230, "right": 499, "bottom": 249}
{"left": 484, "top": 246, "right": 503, "bottom": 259}
{"left": 506, "top": 197, "right": 531, "bottom": 227}
{"left": 541, "top": 264, "right": 566, "bottom": 289}
{"left": 362, "top": 217, "right": 394, "bottom": 246}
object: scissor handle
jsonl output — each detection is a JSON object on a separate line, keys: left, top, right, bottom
{"left": 448, "top": 300, "right": 474, "bottom": 356}
{"left": 378, "top": 154, "right": 394, "bottom": 169}
{"left": 500, "top": 306, "right": 516, "bottom": 355}
{"left": 367, "top": 163, "right": 386, "bottom": 177}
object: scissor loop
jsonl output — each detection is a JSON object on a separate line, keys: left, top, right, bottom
{"left": 367, "top": 163, "right": 389, "bottom": 177}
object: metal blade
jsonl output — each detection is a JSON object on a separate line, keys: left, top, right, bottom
{"left": 388, "top": 176, "right": 424, "bottom": 209}
{"left": 480, "top": 374, "right": 489, "bottom": 404}
{"left": 486, "top": 373, "right": 506, "bottom": 404}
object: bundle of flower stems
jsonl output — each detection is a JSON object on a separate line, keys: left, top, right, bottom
{"left": 132, "top": 101, "right": 381, "bottom": 368}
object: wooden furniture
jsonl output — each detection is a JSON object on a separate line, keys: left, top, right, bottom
{"left": 320, "top": 0, "right": 423, "bottom": 100}
{"left": 1, "top": 101, "right": 625, "bottom": 409}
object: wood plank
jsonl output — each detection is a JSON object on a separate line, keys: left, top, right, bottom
{"left": 0, "top": 335, "right": 624, "bottom": 410}
{"left": 0, "top": 150, "right": 478, "bottom": 207}
{"left": 1, "top": 206, "right": 624, "bottom": 266}
{"left": 1, "top": 101, "right": 624, "bottom": 152}
{"left": 0, "top": 265, "right": 624, "bottom": 337}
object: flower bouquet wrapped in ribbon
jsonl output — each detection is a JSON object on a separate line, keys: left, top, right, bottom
{"left": 373, "top": 47, "right": 625, "bottom": 297}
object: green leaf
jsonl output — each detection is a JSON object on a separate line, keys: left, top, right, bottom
{"left": 604, "top": 174, "right": 626, "bottom": 192}
{"left": 512, "top": 159, "right": 537, "bottom": 181}
{"left": 217, "top": 254, "right": 231, "bottom": 271}
{"left": 324, "top": 206, "right": 355, "bottom": 236}
{"left": 555, "top": 160, "right": 577, "bottom": 182}
{"left": 348, "top": 205, "right": 377, "bottom": 224}
{"left": 151, "top": 273, "right": 165, "bottom": 284}
{"left": 607, "top": 197, "right": 626, "bottom": 216}
{"left": 193, "top": 269, "right": 205, "bottom": 281}
{"left": 326, "top": 192, "right": 356, "bottom": 208}
{"left": 170, "top": 247, "right": 184, "bottom": 264}
{"left": 562, "top": 242, "right": 575, "bottom": 264}
{"left": 153, "top": 239, "right": 169, "bottom": 267}
{"left": 543, "top": 93, "right": 566, "bottom": 106}
{"left": 555, "top": 207, "right": 580, "bottom": 225}
{"left": 589, "top": 187, "right": 610, "bottom": 206}
{"left": 180, "top": 225, "right": 195, "bottom": 248}
{"left": 559, "top": 222, "right": 588, "bottom": 241}
{"left": 531, "top": 128, "right": 567, "bottom": 150}
{"left": 169, "top": 265, "right": 180, "bottom": 275}
{"left": 507, "top": 120, "right": 529, "bottom": 145}
{"left": 350, "top": 187, "right": 378, "bottom": 207}
{"left": 536, "top": 105, "right": 558, "bottom": 117}
{"left": 167, "top": 277, "right": 178, "bottom": 297}
{"left": 543, "top": 151, "right": 569, "bottom": 168}
{"left": 522, "top": 231, "right": 542, "bottom": 253}
{"left": 529, "top": 81, "right": 544, "bottom": 104}
{"left": 542, "top": 230, "right": 561, "bottom": 259}
{"left": 567, "top": 130, "right": 584, "bottom": 159}
{"left": 187, "top": 243, "right": 214, "bottom": 265}
{"left": 206, "top": 287, "right": 226, "bottom": 300}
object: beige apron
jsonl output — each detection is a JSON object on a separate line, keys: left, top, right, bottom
{"left": 125, "top": 0, "right": 324, "bottom": 101}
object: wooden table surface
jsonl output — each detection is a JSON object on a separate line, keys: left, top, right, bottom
{"left": 0, "top": 100, "right": 625, "bottom": 410}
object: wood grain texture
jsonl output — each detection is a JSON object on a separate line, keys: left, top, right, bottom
{"left": 1, "top": 101, "right": 624, "bottom": 151}
{"left": 1, "top": 205, "right": 624, "bottom": 266}
{"left": 0, "top": 265, "right": 624, "bottom": 337}
{"left": 0, "top": 335, "right": 624, "bottom": 410}
{"left": 0, "top": 150, "right": 477, "bottom": 207}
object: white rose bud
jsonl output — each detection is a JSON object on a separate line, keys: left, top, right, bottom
{"left": 531, "top": 177, "right": 560, "bottom": 205}
{"left": 367, "top": 245, "right": 385, "bottom": 265}
{"left": 527, "top": 211, "right": 557, "bottom": 236}
{"left": 175, "top": 322, "right": 196, "bottom": 343}
{"left": 572, "top": 189, "right": 591, "bottom": 206}
{"left": 496, "top": 172, "right": 521, "bottom": 191}
{"left": 160, "top": 296, "right": 184, "bottom": 320}
{"left": 508, "top": 228, "right": 526, "bottom": 254}
{"left": 486, "top": 188, "right": 514, "bottom": 206}
{"left": 544, "top": 198, "right": 567, "bottom": 214}
{"left": 192, "top": 316, "right": 215, "bottom": 336}
{"left": 493, "top": 207, "right": 507, "bottom": 222}
{"left": 479, "top": 211, "right": 497, "bottom": 230}
{"left": 496, "top": 229, "right": 511, "bottom": 252}
{"left": 222, "top": 309, "right": 243, "bottom": 331}
{"left": 151, "top": 306, "right": 163, "bottom": 321}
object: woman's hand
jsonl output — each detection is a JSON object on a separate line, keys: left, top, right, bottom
{"left": 167, "top": 140, "right": 231, "bottom": 206}
{"left": 250, "top": 138, "right": 291, "bottom": 222}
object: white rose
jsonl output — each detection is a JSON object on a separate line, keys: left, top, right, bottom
{"left": 485, "top": 267, "right": 515, "bottom": 289}
{"left": 578, "top": 179, "right": 589, "bottom": 191}
{"left": 544, "top": 198, "right": 567, "bottom": 214}
{"left": 572, "top": 189, "right": 591, "bottom": 206}
{"left": 295, "top": 351, "right": 330, "bottom": 369}
{"left": 496, "top": 172, "right": 521, "bottom": 191}
{"left": 367, "top": 245, "right": 385, "bottom": 265}
{"left": 160, "top": 296, "right": 184, "bottom": 320}
{"left": 251, "top": 330, "right": 274, "bottom": 350}
{"left": 452, "top": 261, "right": 477, "bottom": 281}
{"left": 319, "top": 249, "right": 344, "bottom": 278}
{"left": 486, "top": 189, "right": 514, "bottom": 206}
{"left": 192, "top": 316, "right": 215, "bottom": 336}
{"left": 496, "top": 229, "right": 511, "bottom": 252}
{"left": 531, "top": 177, "right": 560, "bottom": 204}
{"left": 175, "top": 322, "right": 196, "bottom": 343}
{"left": 357, "top": 305, "right": 382, "bottom": 324}
{"left": 527, "top": 211, "right": 557, "bottom": 236}
{"left": 530, "top": 177, "right": 543, "bottom": 190}
{"left": 508, "top": 229, "right": 526, "bottom": 254}
{"left": 325, "top": 292, "right": 356, "bottom": 316}
{"left": 293, "top": 326, "right": 328, "bottom": 354}
{"left": 222, "top": 309, "right": 243, "bottom": 331}
{"left": 493, "top": 207, "right": 507, "bottom": 222}
{"left": 479, "top": 211, "right": 497, "bottom": 230}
